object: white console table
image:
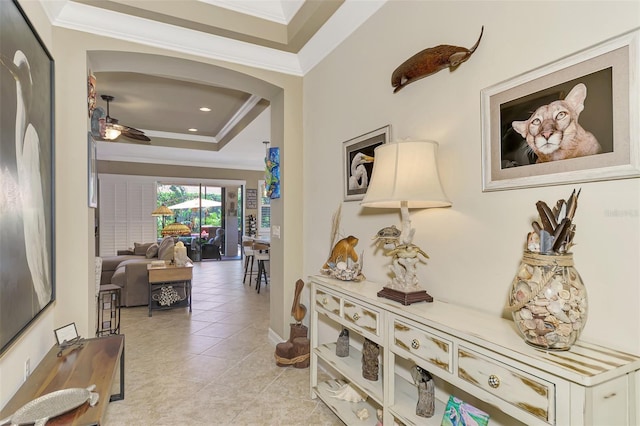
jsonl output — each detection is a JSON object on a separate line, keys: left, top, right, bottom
{"left": 309, "top": 275, "right": 640, "bottom": 425}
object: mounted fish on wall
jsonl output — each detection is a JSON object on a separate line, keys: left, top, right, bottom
{"left": 391, "top": 26, "right": 484, "bottom": 93}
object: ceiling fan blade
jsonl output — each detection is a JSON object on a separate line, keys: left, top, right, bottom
{"left": 100, "top": 94, "right": 150, "bottom": 143}
{"left": 120, "top": 129, "right": 151, "bottom": 143}
{"left": 120, "top": 125, "right": 146, "bottom": 136}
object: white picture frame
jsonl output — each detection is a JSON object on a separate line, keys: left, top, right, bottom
{"left": 481, "top": 28, "right": 640, "bottom": 191}
{"left": 54, "top": 322, "right": 78, "bottom": 345}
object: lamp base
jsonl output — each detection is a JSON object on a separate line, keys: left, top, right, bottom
{"left": 377, "top": 287, "right": 433, "bottom": 305}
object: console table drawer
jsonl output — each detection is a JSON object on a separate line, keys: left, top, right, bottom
{"left": 458, "top": 346, "right": 554, "bottom": 424}
{"left": 392, "top": 317, "right": 452, "bottom": 373}
{"left": 343, "top": 299, "right": 379, "bottom": 336}
{"left": 315, "top": 289, "right": 340, "bottom": 316}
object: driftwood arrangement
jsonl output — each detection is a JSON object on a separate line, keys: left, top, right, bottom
{"left": 527, "top": 189, "right": 580, "bottom": 254}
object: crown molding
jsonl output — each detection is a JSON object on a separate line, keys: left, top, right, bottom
{"left": 138, "top": 130, "right": 217, "bottom": 143}
{"left": 41, "top": 0, "right": 387, "bottom": 76}
{"left": 198, "top": 0, "right": 305, "bottom": 25}
{"left": 47, "top": 1, "right": 304, "bottom": 75}
{"left": 216, "top": 95, "right": 262, "bottom": 141}
{"left": 297, "top": 0, "right": 385, "bottom": 74}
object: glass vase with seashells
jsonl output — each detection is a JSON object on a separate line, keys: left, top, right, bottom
{"left": 507, "top": 189, "right": 587, "bottom": 351}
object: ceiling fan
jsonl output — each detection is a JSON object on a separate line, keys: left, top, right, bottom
{"left": 100, "top": 94, "right": 151, "bottom": 143}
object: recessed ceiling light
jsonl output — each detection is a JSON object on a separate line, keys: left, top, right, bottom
{"left": 188, "top": 128, "right": 198, "bottom": 132}
{"left": 199, "top": 107, "right": 211, "bottom": 112}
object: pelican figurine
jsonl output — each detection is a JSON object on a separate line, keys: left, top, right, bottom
{"left": 1, "top": 51, "right": 51, "bottom": 309}
{"left": 348, "top": 152, "right": 374, "bottom": 190}
{"left": 291, "top": 279, "right": 306, "bottom": 324}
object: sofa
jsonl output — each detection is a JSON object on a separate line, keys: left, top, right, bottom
{"left": 100, "top": 237, "right": 176, "bottom": 307}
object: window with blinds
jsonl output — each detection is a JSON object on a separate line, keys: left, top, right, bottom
{"left": 98, "top": 175, "right": 157, "bottom": 256}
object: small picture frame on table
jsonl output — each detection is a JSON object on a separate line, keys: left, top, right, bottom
{"left": 54, "top": 322, "right": 78, "bottom": 345}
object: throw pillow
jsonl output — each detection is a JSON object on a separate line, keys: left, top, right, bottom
{"left": 145, "top": 243, "right": 159, "bottom": 259}
{"left": 157, "top": 236, "right": 175, "bottom": 261}
{"left": 134, "top": 242, "right": 154, "bottom": 256}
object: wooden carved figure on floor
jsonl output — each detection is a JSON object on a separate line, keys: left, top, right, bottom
{"left": 275, "top": 279, "right": 310, "bottom": 368}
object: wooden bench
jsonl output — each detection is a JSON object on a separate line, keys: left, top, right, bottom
{"left": 0, "top": 335, "right": 125, "bottom": 425}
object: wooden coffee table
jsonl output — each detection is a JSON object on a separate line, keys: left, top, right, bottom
{"left": 147, "top": 262, "right": 193, "bottom": 317}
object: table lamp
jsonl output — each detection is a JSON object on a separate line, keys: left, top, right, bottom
{"left": 361, "top": 140, "right": 451, "bottom": 305}
{"left": 161, "top": 221, "right": 191, "bottom": 237}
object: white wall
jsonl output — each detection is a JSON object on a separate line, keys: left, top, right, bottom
{"left": 303, "top": 1, "right": 640, "bottom": 354}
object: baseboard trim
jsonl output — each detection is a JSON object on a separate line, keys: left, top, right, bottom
{"left": 268, "top": 327, "right": 284, "bottom": 346}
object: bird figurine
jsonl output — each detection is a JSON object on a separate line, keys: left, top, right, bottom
{"left": 291, "top": 279, "right": 307, "bottom": 324}
{"left": 323, "top": 236, "right": 359, "bottom": 269}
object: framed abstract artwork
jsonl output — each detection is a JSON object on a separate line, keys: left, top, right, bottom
{"left": 481, "top": 28, "right": 640, "bottom": 191}
{"left": 266, "top": 147, "right": 280, "bottom": 199}
{"left": 343, "top": 125, "right": 390, "bottom": 201}
{"left": 0, "top": 0, "right": 56, "bottom": 354}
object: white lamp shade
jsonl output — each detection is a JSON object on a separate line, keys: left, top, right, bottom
{"left": 361, "top": 140, "right": 451, "bottom": 208}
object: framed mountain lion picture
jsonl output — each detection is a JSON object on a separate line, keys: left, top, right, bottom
{"left": 481, "top": 28, "right": 639, "bottom": 191}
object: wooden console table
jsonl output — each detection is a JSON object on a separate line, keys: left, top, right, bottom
{"left": 0, "top": 335, "right": 125, "bottom": 425}
{"left": 147, "top": 262, "right": 193, "bottom": 317}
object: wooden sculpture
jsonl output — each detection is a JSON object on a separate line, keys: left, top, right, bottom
{"left": 322, "top": 235, "right": 359, "bottom": 269}
{"left": 291, "top": 279, "right": 306, "bottom": 324}
{"left": 391, "top": 26, "right": 484, "bottom": 93}
{"left": 275, "top": 279, "right": 310, "bottom": 368}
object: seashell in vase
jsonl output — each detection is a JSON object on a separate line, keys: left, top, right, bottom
{"left": 508, "top": 251, "right": 587, "bottom": 351}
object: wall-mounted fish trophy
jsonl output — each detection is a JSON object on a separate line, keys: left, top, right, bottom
{"left": 391, "top": 26, "right": 484, "bottom": 93}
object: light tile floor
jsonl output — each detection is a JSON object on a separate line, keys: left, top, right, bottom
{"left": 103, "top": 259, "right": 341, "bottom": 425}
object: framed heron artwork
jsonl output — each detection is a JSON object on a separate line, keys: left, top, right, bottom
{"left": 343, "top": 125, "right": 390, "bottom": 201}
{"left": 0, "top": 0, "right": 55, "bottom": 354}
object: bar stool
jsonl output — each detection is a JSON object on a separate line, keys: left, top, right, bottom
{"left": 242, "top": 238, "right": 256, "bottom": 285}
{"left": 253, "top": 242, "right": 270, "bottom": 293}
